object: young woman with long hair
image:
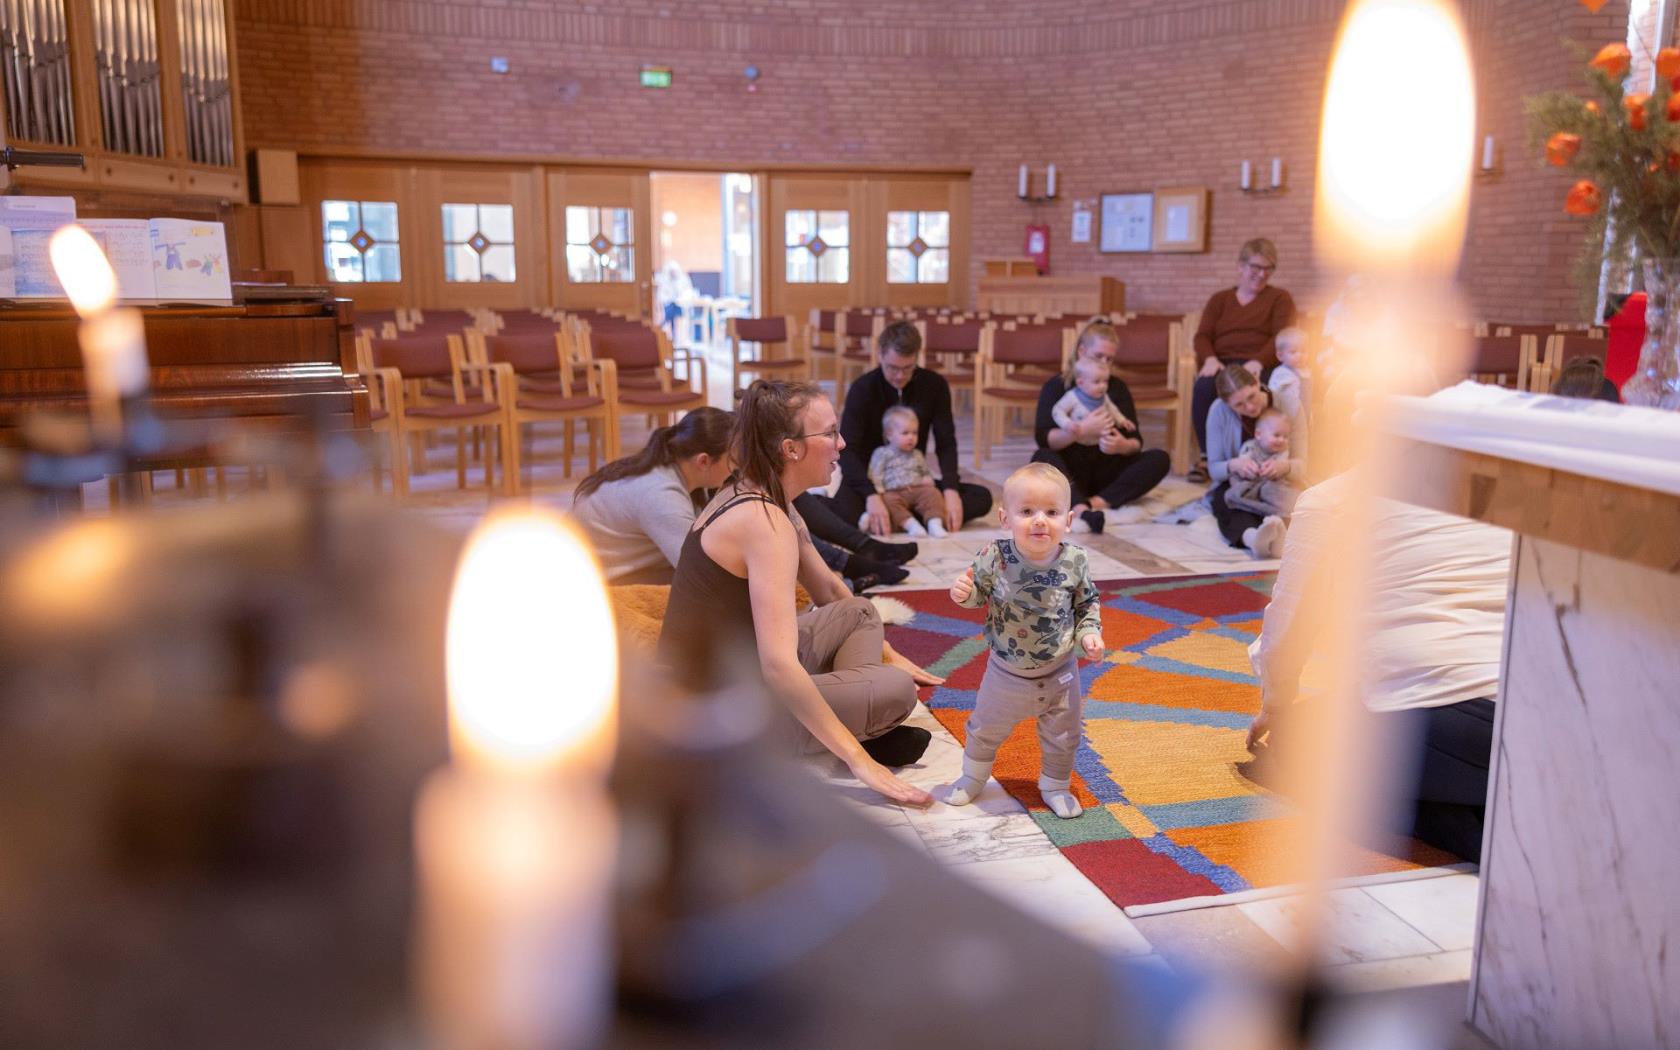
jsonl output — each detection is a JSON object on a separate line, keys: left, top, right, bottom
{"left": 657, "top": 380, "right": 934, "bottom": 806}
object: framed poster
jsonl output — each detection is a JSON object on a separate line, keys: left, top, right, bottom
{"left": 1152, "top": 186, "right": 1209, "bottom": 253}
{"left": 1099, "top": 191, "right": 1153, "bottom": 253}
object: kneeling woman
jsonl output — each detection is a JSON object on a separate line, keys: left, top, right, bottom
{"left": 658, "top": 380, "right": 934, "bottom": 807}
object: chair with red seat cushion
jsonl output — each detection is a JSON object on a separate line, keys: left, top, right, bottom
{"left": 582, "top": 323, "right": 707, "bottom": 432}
{"left": 366, "top": 333, "right": 515, "bottom": 497}
{"left": 729, "top": 315, "right": 809, "bottom": 392}
{"left": 973, "top": 324, "right": 1073, "bottom": 467}
{"left": 470, "top": 331, "right": 618, "bottom": 487}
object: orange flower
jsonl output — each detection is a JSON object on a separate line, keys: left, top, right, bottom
{"left": 1565, "top": 180, "right": 1602, "bottom": 216}
{"left": 1668, "top": 94, "right": 1680, "bottom": 122}
{"left": 1579, "top": 0, "right": 1608, "bottom": 11}
{"left": 1660, "top": 48, "right": 1680, "bottom": 80}
{"left": 1626, "top": 92, "right": 1651, "bottom": 130}
{"left": 1546, "top": 132, "right": 1582, "bottom": 165}
{"left": 1591, "top": 43, "right": 1631, "bottom": 78}
{"left": 1586, "top": 100, "right": 1602, "bottom": 116}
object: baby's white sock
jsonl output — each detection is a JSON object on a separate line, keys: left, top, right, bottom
{"left": 1242, "top": 526, "right": 1260, "bottom": 553}
{"left": 1039, "top": 774, "right": 1083, "bottom": 819}
{"left": 904, "top": 518, "right": 927, "bottom": 537}
{"left": 1255, "top": 516, "right": 1285, "bottom": 559}
{"left": 944, "top": 756, "right": 993, "bottom": 806}
{"left": 926, "top": 517, "right": 947, "bottom": 537}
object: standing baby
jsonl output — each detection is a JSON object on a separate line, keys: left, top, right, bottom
{"left": 946, "top": 463, "right": 1104, "bottom": 818}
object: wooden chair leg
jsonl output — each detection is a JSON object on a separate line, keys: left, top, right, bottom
{"left": 563, "top": 420, "right": 575, "bottom": 479}
{"left": 500, "top": 422, "right": 520, "bottom": 496}
{"left": 456, "top": 427, "right": 469, "bottom": 489}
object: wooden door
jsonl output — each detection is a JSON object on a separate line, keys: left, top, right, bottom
{"left": 547, "top": 169, "right": 653, "bottom": 317}
{"left": 874, "top": 176, "right": 970, "bottom": 311}
{"left": 299, "top": 160, "right": 414, "bottom": 312}
{"left": 766, "top": 174, "right": 868, "bottom": 326}
{"left": 413, "top": 166, "right": 543, "bottom": 311}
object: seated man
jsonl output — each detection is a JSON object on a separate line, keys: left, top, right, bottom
{"left": 817, "top": 320, "right": 993, "bottom": 536}
{"left": 1245, "top": 471, "right": 1512, "bottom": 862}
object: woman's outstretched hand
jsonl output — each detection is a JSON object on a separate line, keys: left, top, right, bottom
{"left": 883, "top": 640, "right": 946, "bottom": 686}
{"left": 850, "top": 754, "right": 934, "bottom": 808}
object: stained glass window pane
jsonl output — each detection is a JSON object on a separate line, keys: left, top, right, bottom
{"left": 786, "top": 250, "right": 816, "bottom": 283}
{"left": 605, "top": 247, "right": 634, "bottom": 281}
{"left": 567, "top": 244, "right": 600, "bottom": 282}
{"left": 919, "top": 211, "right": 950, "bottom": 246}
{"left": 480, "top": 245, "right": 516, "bottom": 282}
{"left": 363, "top": 202, "right": 400, "bottom": 243}
{"left": 364, "top": 243, "right": 402, "bottom": 282}
{"left": 565, "top": 206, "right": 592, "bottom": 244}
{"left": 918, "top": 248, "right": 949, "bottom": 284}
{"left": 607, "top": 208, "right": 633, "bottom": 245}
{"left": 817, "top": 247, "right": 849, "bottom": 283}
{"left": 480, "top": 205, "right": 514, "bottom": 243}
{"left": 325, "top": 242, "right": 363, "bottom": 282}
{"left": 886, "top": 248, "right": 916, "bottom": 283}
{"left": 785, "top": 210, "right": 816, "bottom": 247}
{"left": 886, "top": 211, "right": 915, "bottom": 247}
{"left": 442, "top": 204, "right": 478, "bottom": 243}
{"left": 817, "top": 211, "right": 849, "bottom": 246}
{"left": 445, "top": 243, "right": 480, "bottom": 282}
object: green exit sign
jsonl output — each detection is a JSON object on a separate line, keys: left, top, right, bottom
{"left": 640, "top": 66, "right": 672, "bottom": 89}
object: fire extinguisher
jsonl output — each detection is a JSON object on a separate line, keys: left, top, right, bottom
{"left": 1025, "top": 224, "right": 1050, "bottom": 275}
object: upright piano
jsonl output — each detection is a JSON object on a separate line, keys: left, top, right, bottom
{"left": 0, "top": 286, "right": 369, "bottom": 459}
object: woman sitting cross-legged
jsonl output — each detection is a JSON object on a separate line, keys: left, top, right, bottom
{"left": 1206, "top": 364, "right": 1288, "bottom": 559}
{"left": 657, "top": 380, "right": 936, "bottom": 806}
{"left": 571, "top": 407, "right": 907, "bottom": 591}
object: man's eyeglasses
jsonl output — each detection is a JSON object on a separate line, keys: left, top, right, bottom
{"left": 795, "top": 426, "right": 841, "bottom": 442}
{"left": 1242, "top": 261, "right": 1276, "bottom": 276}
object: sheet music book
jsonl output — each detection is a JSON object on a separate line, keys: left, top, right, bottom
{"left": 0, "top": 195, "right": 78, "bottom": 298}
{"left": 79, "top": 219, "right": 156, "bottom": 300}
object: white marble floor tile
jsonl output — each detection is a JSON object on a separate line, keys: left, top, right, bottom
{"left": 1322, "top": 949, "right": 1474, "bottom": 993}
{"left": 1237, "top": 887, "right": 1440, "bottom": 966}
{"left": 908, "top": 806, "right": 1059, "bottom": 865}
{"left": 950, "top": 853, "right": 1155, "bottom": 957}
{"left": 1361, "top": 875, "right": 1481, "bottom": 952}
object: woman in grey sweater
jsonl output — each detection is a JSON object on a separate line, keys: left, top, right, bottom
{"left": 571, "top": 408, "right": 737, "bottom": 585}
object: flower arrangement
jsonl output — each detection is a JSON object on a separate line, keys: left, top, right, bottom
{"left": 1528, "top": 42, "right": 1680, "bottom": 300}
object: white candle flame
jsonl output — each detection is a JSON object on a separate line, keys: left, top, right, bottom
{"left": 48, "top": 224, "right": 119, "bottom": 315}
{"left": 445, "top": 508, "right": 618, "bottom": 775}
{"left": 1315, "top": 0, "right": 1474, "bottom": 273}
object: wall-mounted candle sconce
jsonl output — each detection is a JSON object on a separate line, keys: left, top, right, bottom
{"left": 1017, "top": 164, "right": 1059, "bottom": 203}
{"left": 1476, "top": 134, "right": 1499, "bottom": 179}
{"left": 1240, "top": 158, "right": 1286, "bottom": 195}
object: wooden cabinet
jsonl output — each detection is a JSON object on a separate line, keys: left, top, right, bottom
{"left": 977, "top": 275, "right": 1125, "bottom": 317}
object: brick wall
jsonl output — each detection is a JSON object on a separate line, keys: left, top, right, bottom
{"left": 236, "top": 0, "right": 1641, "bottom": 322}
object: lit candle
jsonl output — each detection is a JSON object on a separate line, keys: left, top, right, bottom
{"left": 1240, "top": 160, "right": 1253, "bottom": 190}
{"left": 1482, "top": 134, "right": 1496, "bottom": 171}
{"left": 1277, "top": 0, "right": 1474, "bottom": 1000}
{"left": 48, "top": 224, "right": 149, "bottom": 445}
{"left": 1315, "top": 0, "right": 1473, "bottom": 274}
{"left": 1018, "top": 164, "right": 1028, "bottom": 198}
{"left": 1046, "top": 164, "right": 1057, "bottom": 198}
{"left": 415, "top": 508, "right": 619, "bottom": 1050}
{"left": 1271, "top": 157, "right": 1283, "bottom": 189}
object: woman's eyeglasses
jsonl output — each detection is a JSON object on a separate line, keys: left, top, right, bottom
{"left": 795, "top": 426, "right": 842, "bottom": 442}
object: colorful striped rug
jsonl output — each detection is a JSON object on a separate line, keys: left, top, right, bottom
{"left": 883, "top": 570, "right": 1459, "bottom": 913}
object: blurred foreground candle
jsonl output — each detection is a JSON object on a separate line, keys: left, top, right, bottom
{"left": 415, "top": 508, "right": 618, "bottom": 1050}
{"left": 48, "top": 225, "right": 150, "bottom": 445}
{"left": 1278, "top": 0, "right": 1473, "bottom": 960}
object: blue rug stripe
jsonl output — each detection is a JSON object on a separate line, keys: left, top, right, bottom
{"left": 1139, "top": 794, "right": 1290, "bottom": 830}
{"left": 1103, "top": 596, "right": 1204, "bottom": 626}
{"left": 1121, "top": 624, "right": 1189, "bottom": 653}
{"left": 906, "top": 611, "right": 990, "bottom": 638}
{"left": 1208, "top": 625, "right": 1260, "bottom": 645}
{"left": 1103, "top": 571, "right": 1262, "bottom": 598}
{"left": 1078, "top": 701, "right": 1254, "bottom": 729}
{"left": 1131, "top": 654, "right": 1258, "bottom": 686}
{"left": 1138, "top": 834, "right": 1251, "bottom": 893}
{"left": 1071, "top": 733, "right": 1127, "bottom": 804}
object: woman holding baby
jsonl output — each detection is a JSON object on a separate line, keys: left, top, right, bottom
{"left": 1030, "top": 319, "right": 1172, "bottom": 534}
